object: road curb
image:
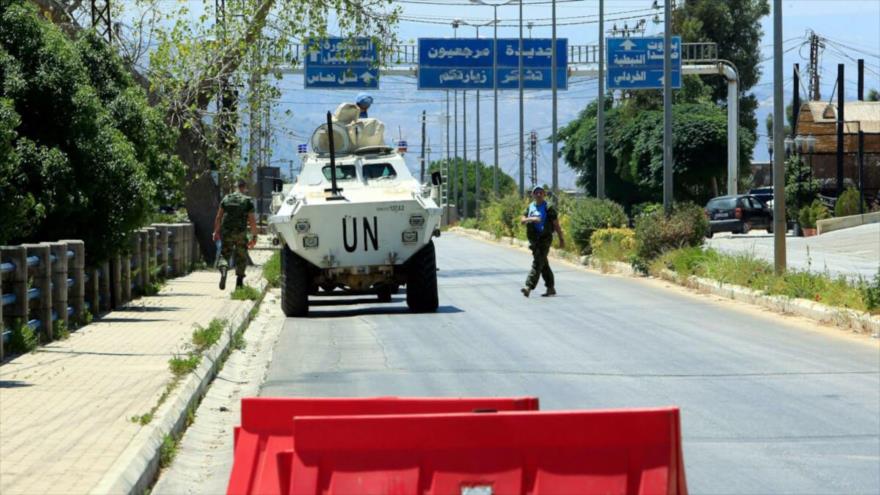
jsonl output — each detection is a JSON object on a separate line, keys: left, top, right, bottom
{"left": 89, "top": 276, "right": 269, "bottom": 495}
{"left": 451, "top": 227, "right": 880, "bottom": 337}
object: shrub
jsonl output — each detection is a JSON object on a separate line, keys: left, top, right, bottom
{"left": 481, "top": 193, "right": 527, "bottom": 240}
{"left": 834, "top": 187, "right": 867, "bottom": 217}
{"left": 590, "top": 228, "right": 636, "bottom": 262}
{"left": 263, "top": 251, "right": 281, "bottom": 288}
{"left": 459, "top": 217, "right": 480, "bottom": 229}
{"left": 784, "top": 155, "right": 820, "bottom": 221}
{"left": 860, "top": 270, "right": 880, "bottom": 313}
{"left": 631, "top": 202, "right": 663, "bottom": 220}
{"left": 798, "top": 200, "right": 830, "bottom": 228}
{"left": 8, "top": 320, "right": 38, "bottom": 353}
{"left": 634, "top": 202, "right": 708, "bottom": 262}
{"left": 568, "top": 198, "right": 628, "bottom": 254}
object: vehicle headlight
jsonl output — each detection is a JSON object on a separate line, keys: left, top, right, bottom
{"left": 402, "top": 231, "right": 418, "bottom": 243}
{"left": 409, "top": 215, "right": 425, "bottom": 227}
{"left": 295, "top": 219, "right": 310, "bottom": 233}
{"left": 303, "top": 235, "right": 319, "bottom": 249}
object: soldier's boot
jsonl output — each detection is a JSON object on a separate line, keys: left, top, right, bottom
{"left": 219, "top": 266, "right": 228, "bottom": 290}
{"left": 541, "top": 287, "right": 557, "bottom": 297}
{"left": 520, "top": 287, "right": 531, "bottom": 298}
{"left": 235, "top": 275, "right": 244, "bottom": 289}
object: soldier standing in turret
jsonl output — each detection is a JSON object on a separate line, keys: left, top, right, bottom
{"left": 213, "top": 179, "right": 258, "bottom": 290}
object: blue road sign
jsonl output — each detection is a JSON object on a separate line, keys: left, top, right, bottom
{"left": 419, "top": 38, "right": 494, "bottom": 68}
{"left": 606, "top": 36, "right": 681, "bottom": 90}
{"left": 305, "top": 37, "right": 379, "bottom": 89}
{"left": 417, "top": 38, "right": 567, "bottom": 90}
{"left": 418, "top": 39, "right": 494, "bottom": 90}
{"left": 495, "top": 38, "right": 567, "bottom": 90}
{"left": 496, "top": 68, "right": 568, "bottom": 90}
{"left": 494, "top": 38, "right": 567, "bottom": 67}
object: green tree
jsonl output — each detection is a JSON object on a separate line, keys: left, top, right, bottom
{"left": 674, "top": 0, "right": 770, "bottom": 135}
{"left": 0, "top": 0, "right": 182, "bottom": 261}
{"left": 868, "top": 89, "right": 879, "bottom": 102}
{"left": 558, "top": 97, "right": 756, "bottom": 209}
{"left": 784, "top": 155, "right": 820, "bottom": 221}
{"left": 428, "top": 159, "right": 517, "bottom": 216}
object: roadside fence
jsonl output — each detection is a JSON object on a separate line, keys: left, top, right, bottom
{"left": 0, "top": 223, "right": 199, "bottom": 360}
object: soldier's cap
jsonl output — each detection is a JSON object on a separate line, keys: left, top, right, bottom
{"left": 531, "top": 185, "right": 545, "bottom": 194}
{"left": 237, "top": 179, "right": 247, "bottom": 188}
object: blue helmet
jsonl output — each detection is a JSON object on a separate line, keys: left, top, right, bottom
{"left": 356, "top": 93, "right": 373, "bottom": 108}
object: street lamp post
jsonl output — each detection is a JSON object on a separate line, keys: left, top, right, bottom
{"left": 551, "top": 0, "right": 558, "bottom": 194}
{"left": 597, "top": 0, "right": 605, "bottom": 199}
{"left": 452, "top": 20, "right": 460, "bottom": 214}
{"left": 470, "top": 0, "right": 518, "bottom": 198}
{"left": 459, "top": 20, "right": 496, "bottom": 217}
{"left": 519, "top": 0, "right": 524, "bottom": 197}
{"left": 772, "top": 0, "right": 786, "bottom": 274}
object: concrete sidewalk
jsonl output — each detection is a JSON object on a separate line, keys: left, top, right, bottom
{"left": 0, "top": 254, "right": 269, "bottom": 495}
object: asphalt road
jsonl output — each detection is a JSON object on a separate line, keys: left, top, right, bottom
{"left": 707, "top": 223, "right": 880, "bottom": 280}
{"left": 262, "top": 233, "right": 880, "bottom": 495}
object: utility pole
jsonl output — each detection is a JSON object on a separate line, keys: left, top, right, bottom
{"left": 836, "top": 64, "right": 845, "bottom": 197}
{"left": 858, "top": 58, "right": 865, "bottom": 214}
{"left": 420, "top": 110, "right": 427, "bottom": 183}
{"left": 792, "top": 63, "right": 800, "bottom": 136}
{"left": 454, "top": 91, "right": 459, "bottom": 212}
{"left": 662, "top": 0, "right": 673, "bottom": 212}
{"left": 446, "top": 92, "right": 451, "bottom": 222}
{"left": 808, "top": 31, "right": 822, "bottom": 101}
{"left": 551, "top": 0, "right": 559, "bottom": 194}
{"left": 453, "top": 20, "right": 460, "bottom": 214}
{"left": 529, "top": 131, "right": 538, "bottom": 189}
{"left": 476, "top": 85, "right": 482, "bottom": 217}
{"left": 772, "top": 0, "right": 787, "bottom": 274}
{"left": 463, "top": 91, "right": 469, "bottom": 218}
{"left": 493, "top": 4, "right": 499, "bottom": 196}
{"left": 597, "top": 0, "right": 606, "bottom": 199}
{"left": 90, "top": 0, "right": 112, "bottom": 43}
{"left": 518, "top": 0, "right": 525, "bottom": 197}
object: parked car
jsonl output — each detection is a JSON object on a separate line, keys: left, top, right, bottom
{"left": 748, "top": 187, "right": 773, "bottom": 206}
{"left": 704, "top": 195, "right": 773, "bottom": 237}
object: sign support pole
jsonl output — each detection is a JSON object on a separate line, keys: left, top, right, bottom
{"left": 663, "top": 0, "right": 673, "bottom": 213}
{"left": 597, "top": 0, "right": 605, "bottom": 199}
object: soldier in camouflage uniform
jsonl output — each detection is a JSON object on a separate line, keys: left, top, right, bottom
{"left": 213, "top": 179, "right": 258, "bottom": 290}
{"left": 520, "top": 186, "right": 565, "bottom": 298}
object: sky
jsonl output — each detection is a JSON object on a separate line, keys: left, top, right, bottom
{"left": 127, "top": 1, "right": 880, "bottom": 190}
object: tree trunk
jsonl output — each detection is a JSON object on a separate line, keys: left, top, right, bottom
{"left": 176, "top": 127, "right": 221, "bottom": 263}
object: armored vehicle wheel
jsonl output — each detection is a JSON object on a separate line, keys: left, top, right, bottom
{"left": 281, "top": 246, "right": 310, "bottom": 317}
{"left": 377, "top": 286, "right": 392, "bottom": 303}
{"left": 405, "top": 241, "right": 438, "bottom": 313}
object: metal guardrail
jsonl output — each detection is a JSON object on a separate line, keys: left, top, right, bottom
{"left": 273, "top": 41, "right": 718, "bottom": 68}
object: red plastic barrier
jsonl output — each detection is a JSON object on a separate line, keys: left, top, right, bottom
{"left": 287, "top": 408, "right": 687, "bottom": 495}
{"left": 227, "top": 397, "right": 540, "bottom": 495}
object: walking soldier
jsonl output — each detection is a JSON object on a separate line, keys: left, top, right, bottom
{"left": 213, "top": 179, "right": 258, "bottom": 290}
{"left": 520, "top": 186, "right": 564, "bottom": 297}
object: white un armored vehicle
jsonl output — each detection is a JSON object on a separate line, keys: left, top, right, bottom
{"left": 269, "top": 105, "right": 442, "bottom": 316}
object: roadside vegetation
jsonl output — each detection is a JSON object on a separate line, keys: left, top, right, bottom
{"left": 651, "top": 248, "right": 880, "bottom": 314}
{"left": 263, "top": 251, "right": 281, "bottom": 288}
{"left": 231, "top": 285, "right": 261, "bottom": 301}
{"left": 459, "top": 193, "right": 879, "bottom": 316}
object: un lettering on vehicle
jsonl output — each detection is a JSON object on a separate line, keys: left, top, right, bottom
{"left": 343, "top": 216, "right": 379, "bottom": 252}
